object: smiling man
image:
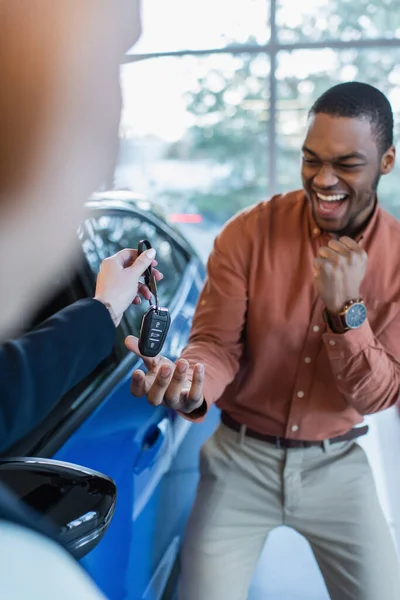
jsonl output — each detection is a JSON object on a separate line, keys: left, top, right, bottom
{"left": 127, "top": 82, "right": 400, "bottom": 600}
{"left": 303, "top": 87, "right": 394, "bottom": 239}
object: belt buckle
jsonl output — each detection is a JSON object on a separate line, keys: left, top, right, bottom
{"left": 275, "top": 436, "right": 282, "bottom": 449}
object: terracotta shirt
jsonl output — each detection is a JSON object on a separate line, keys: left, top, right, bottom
{"left": 181, "top": 190, "right": 400, "bottom": 440}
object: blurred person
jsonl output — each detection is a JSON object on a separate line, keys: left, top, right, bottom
{"left": 0, "top": 1, "right": 153, "bottom": 599}
{"left": 128, "top": 82, "right": 400, "bottom": 600}
{"left": 0, "top": 0, "right": 141, "bottom": 337}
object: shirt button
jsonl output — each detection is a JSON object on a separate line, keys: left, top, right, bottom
{"left": 313, "top": 228, "right": 320, "bottom": 235}
{"left": 291, "top": 425, "right": 299, "bottom": 432}
{"left": 329, "top": 340, "right": 336, "bottom": 346}
{"left": 313, "top": 325, "right": 320, "bottom": 333}
{"left": 297, "top": 390, "right": 304, "bottom": 398}
{"left": 304, "top": 357, "right": 312, "bottom": 364}
{"left": 337, "top": 374, "right": 342, "bottom": 380}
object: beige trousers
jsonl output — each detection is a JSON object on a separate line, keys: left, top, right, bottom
{"left": 178, "top": 423, "right": 400, "bottom": 600}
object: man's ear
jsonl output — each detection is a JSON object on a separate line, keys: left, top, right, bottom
{"left": 381, "top": 145, "right": 396, "bottom": 175}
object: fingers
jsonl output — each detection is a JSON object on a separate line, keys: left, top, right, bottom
{"left": 320, "top": 237, "right": 367, "bottom": 267}
{"left": 183, "top": 363, "right": 205, "bottom": 411}
{"left": 137, "top": 282, "right": 152, "bottom": 301}
{"left": 317, "top": 246, "right": 340, "bottom": 263}
{"left": 151, "top": 360, "right": 205, "bottom": 413}
{"left": 110, "top": 248, "right": 163, "bottom": 284}
{"left": 130, "top": 369, "right": 147, "bottom": 397}
{"left": 313, "top": 257, "right": 325, "bottom": 271}
{"left": 128, "top": 247, "right": 157, "bottom": 278}
{"left": 313, "top": 256, "right": 334, "bottom": 279}
{"left": 327, "top": 239, "right": 351, "bottom": 257}
{"left": 126, "top": 335, "right": 204, "bottom": 412}
{"left": 143, "top": 359, "right": 188, "bottom": 409}
{"left": 162, "top": 359, "right": 189, "bottom": 410}
{"left": 125, "top": 334, "right": 140, "bottom": 354}
{"left": 114, "top": 248, "right": 139, "bottom": 268}
{"left": 125, "top": 335, "right": 161, "bottom": 371}
{"left": 339, "top": 236, "right": 363, "bottom": 252}
{"left": 110, "top": 248, "right": 161, "bottom": 274}
{"left": 130, "top": 356, "right": 204, "bottom": 412}
{"left": 339, "top": 237, "right": 367, "bottom": 262}
{"left": 147, "top": 363, "right": 174, "bottom": 406}
{"left": 152, "top": 268, "right": 164, "bottom": 281}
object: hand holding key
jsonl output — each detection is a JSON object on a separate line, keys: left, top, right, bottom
{"left": 94, "top": 248, "right": 163, "bottom": 327}
{"left": 125, "top": 335, "right": 205, "bottom": 415}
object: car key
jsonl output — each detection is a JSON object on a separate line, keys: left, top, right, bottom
{"left": 138, "top": 305, "right": 171, "bottom": 357}
{"left": 137, "top": 239, "right": 171, "bottom": 357}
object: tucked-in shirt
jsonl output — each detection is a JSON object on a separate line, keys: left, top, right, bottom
{"left": 181, "top": 190, "right": 400, "bottom": 440}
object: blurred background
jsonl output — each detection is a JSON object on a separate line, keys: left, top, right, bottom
{"left": 106, "top": 0, "right": 400, "bottom": 260}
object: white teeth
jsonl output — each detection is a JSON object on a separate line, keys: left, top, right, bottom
{"left": 316, "top": 193, "right": 347, "bottom": 202}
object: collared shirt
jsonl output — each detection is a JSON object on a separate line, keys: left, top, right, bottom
{"left": 181, "top": 190, "right": 400, "bottom": 440}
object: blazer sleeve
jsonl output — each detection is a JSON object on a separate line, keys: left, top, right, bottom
{"left": 0, "top": 298, "right": 115, "bottom": 452}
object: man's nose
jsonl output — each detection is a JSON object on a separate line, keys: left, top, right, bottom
{"left": 313, "top": 165, "right": 339, "bottom": 189}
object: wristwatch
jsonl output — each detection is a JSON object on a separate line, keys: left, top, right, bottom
{"left": 323, "top": 299, "right": 367, "bottom": 334}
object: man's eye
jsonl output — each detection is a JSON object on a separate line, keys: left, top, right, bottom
{"left": 302, "top": 157, "right": 319, "bottom": 165}
{"left": 336, "top": 163, "right": 364, "bottom": 170}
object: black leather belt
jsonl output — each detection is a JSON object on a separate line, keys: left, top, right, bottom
{"left": 221, "top": 411, "right": 369, "bottom": 449}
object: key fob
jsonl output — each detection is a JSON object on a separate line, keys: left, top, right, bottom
{"left": 138, "top": 306, "right": 171, "bottom": 357}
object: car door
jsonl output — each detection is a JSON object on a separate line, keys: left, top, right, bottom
{"left": 51, "top": 205, "right": 206, "bottom": 600}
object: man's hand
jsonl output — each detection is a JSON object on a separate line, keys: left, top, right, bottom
{"left": 94, "top": 248, "right": 163, "bottom": 327}
{"left": 125, "top": 335, "right": 205, "bottom": 415}
{"left": 314, "top": 236, "right": 367, "bottom": 313}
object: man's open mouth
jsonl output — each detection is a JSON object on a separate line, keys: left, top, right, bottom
{"left": 314, "top": 192, "right": 349, "bottom": 218}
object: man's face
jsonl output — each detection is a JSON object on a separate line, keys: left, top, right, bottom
{"left": 301, "top": 113, "right": 395, "bottom": 236}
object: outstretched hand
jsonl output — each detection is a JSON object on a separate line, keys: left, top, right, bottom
{"left": 125, "top": 335, "right": 205, "bottom": 414}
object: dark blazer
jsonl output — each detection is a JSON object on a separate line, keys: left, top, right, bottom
{"left": 0, "top": 298, "right": 115, "bottom": 453}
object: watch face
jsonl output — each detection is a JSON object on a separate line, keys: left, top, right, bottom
{"left": 345, "top": 303, "right": 367, "bottom": 329}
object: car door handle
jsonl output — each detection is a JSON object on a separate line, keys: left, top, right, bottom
{"left": 133, "top": 418, "right": 170, "bottom": 475}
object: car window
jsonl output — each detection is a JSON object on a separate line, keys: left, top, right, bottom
{"left": 79, "top": 209, "right": 190, "bottom": 335}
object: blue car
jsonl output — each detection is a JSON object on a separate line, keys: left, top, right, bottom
{"left": 3, "top": 191, "right": 220, "bottom": 600}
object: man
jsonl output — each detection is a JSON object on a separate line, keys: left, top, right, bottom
{"left": 127, "top": 81, "right": 400, "bottom": 600}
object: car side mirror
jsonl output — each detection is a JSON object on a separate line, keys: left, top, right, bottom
{"left": 0, "top": 457, "right": 116, "bottom": 559}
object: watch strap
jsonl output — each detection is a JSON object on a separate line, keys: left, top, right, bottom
{"left": 323, "top": 308, "right": 347, "bottom": 333}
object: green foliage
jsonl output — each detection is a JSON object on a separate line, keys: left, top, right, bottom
{"left": 160, "top": 1, "right": 400, "bottom": 223}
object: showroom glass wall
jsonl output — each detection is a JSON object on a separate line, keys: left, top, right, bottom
{"left": 114, "top": 0, "right": 400, "bottom": 258}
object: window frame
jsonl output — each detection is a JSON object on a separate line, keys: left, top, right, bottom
{"left": 123, "top": 0, "right": 400, "bottom": 198}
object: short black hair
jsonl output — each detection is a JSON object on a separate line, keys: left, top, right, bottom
{"left": 309, "top": 82, "right": 394, "bottom": 155}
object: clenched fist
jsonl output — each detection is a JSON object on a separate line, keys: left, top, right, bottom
{"left": 314, "top": 236, "right": 367, "bottom": 313}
